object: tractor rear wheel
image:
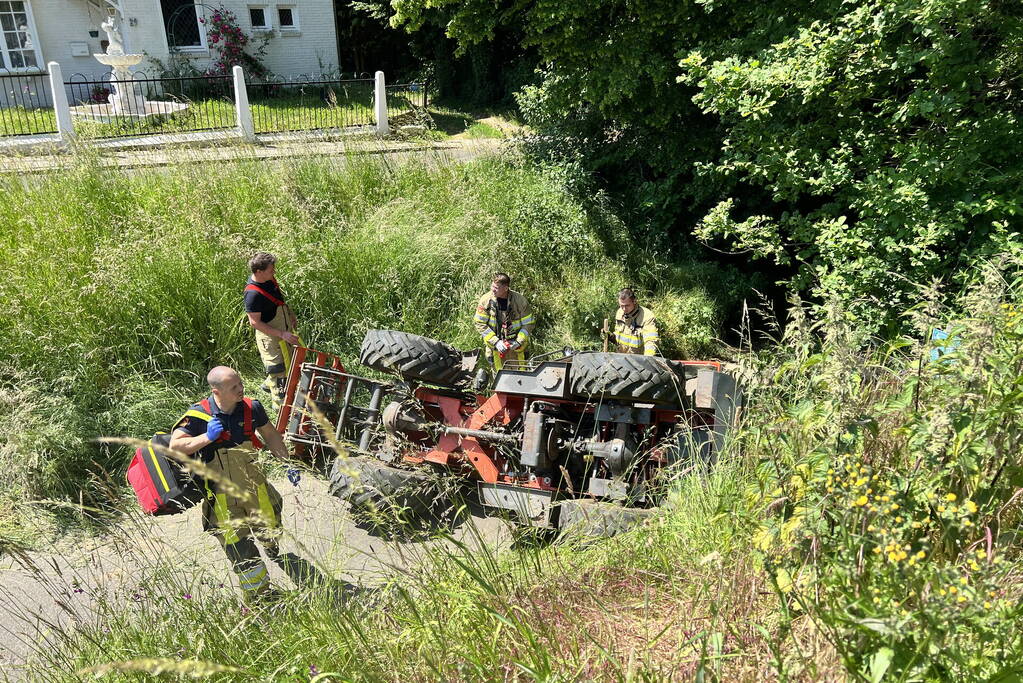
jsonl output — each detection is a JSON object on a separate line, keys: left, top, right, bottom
{"left": 557, "top": 499, "right": 655, "bottom": 538}
{"left": 360, "top": 329, "right": 470, "bottom": 388}
{"left": 569, "top": 352, "right": 686, "bottom": 405}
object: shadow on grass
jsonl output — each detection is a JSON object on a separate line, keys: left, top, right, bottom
{"left": 430, "top": 111, "right": 476, "bottom": 136}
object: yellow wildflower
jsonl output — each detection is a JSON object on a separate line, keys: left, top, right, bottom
{"left": 960, "top": 576, "right": 968, "bottom": 585}
{"left": 964, "top": 500, "right": 978, "bottom": 514}
{"left": 957, "top": 595, "right": 967, "bottom": 603}
{"left": 945, "top": 493, "right": 957, "bottom": 502}
{"left": 912, "top": 521, "right": 923, "bottom": 529}
{"left": 984, "top": 601, "right": 992, "bottom": 609}
{"left": 854, "top": 495, "right": 868, "bottom": 507}
{"left": 949, "top": 586, "right": 958, "bottom": 594}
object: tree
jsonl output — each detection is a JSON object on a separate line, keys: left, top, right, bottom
{"left": 390, "top": 0, "right": 1023, "bottom": 331}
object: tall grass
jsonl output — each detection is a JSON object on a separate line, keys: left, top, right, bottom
{"left": 0, "top": 150, "right": 747, "bottom": 538}
{"left": 9, "top": 161, "right": 1021, "bottom": 678}
{"left": 24, "top": 459, "right": 780, "bottom": 681}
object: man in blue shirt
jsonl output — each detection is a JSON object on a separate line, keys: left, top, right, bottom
{"left": 171, "top": 365, "right": 312, "bottom": 600}
{"left": 244, "top": 252, "right": 301, "bottom": 407}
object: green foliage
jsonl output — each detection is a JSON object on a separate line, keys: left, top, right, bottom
{"left": 742, "top": 260, "right": 1023, "bottom": 678}
{"left": 681, "top": 0, "right": 1023, "bottom": 329}
{"left": 391, "top": 0, "right": 1023, "bottom": 331}
{"left": 0, "top": 153, "right": 744, "bottom": 529}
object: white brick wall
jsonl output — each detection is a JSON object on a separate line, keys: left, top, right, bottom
{"left": 7, "top": 0, "right": 338, "bottom": 83}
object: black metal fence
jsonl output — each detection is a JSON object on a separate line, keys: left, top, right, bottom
{"left": 63, "top": 72, "right": 234, "bottom": 138}
{"left": 385, "top": 82, "right": 429, "bottom": 123}
{"left": 0, "top": 71, "right": 56, "bottom": 136}
{"left": 247, "top": 76, "right": 376, "bottom": 134}
{"left": 0, "top": 69, "right": 431, "bottom": 140}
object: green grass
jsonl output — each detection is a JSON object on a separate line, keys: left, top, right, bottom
{"left": 463, "top": 121, "right": 505, "bottom": 139}
{"left": 0, "top": 151, "right": 748, "bottom": 541}
{"left": 0, "top": 90, "right": 425, "bottom": 138}
{"left": 0, "top": 105, "right": 57, "bottom": 135}
{"left": 22, "top": 260, "right": 1023, "bottom": 681}
{"left": 3, "top": 148, "right": 1021, "bottom": 680}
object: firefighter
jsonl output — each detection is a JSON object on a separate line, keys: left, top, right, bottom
{"left": 613, "top": 288, "right": 660, "bottom": 356}
{"left": 244, "top": 252, "right": 300, "bottom": 408}
{"left": 473, "top": 273, "right": 535, "bottom": 382}
{"left": 169, "top": 366, "right": 319, "bottom": 601}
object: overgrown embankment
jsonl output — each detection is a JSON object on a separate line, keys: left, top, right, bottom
{"left": 28, "top": 260, "right": 1023, "bottom": 681}
{"left": 0, "top": 152, "right": 749, "bottom": 539}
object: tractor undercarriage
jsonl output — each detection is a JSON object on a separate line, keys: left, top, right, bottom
{"left": 276, "top": 330, "right": 740, "bottom": 534}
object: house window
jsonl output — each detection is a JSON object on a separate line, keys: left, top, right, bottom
{"left": 0, "top": 0, "right": 43, "bottom": 71}
{"left": 277, "top": 6, "right": 297, "bottom": 31}
{"left": 161, "top": 0, "right": 206, "bottom": 50}
{"left": 248, "top": 6, "right": 270, "bottom": 31}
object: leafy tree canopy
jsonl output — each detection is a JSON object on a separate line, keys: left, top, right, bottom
{"left": 391, "top": 0, "right": 1023, "bottom": 331}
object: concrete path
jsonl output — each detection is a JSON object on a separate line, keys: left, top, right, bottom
{"left": 0, "top": 134, "right": 506, "bottom": 176}
{"left": 0, "top": 474, "right": 510, "bottom": 680}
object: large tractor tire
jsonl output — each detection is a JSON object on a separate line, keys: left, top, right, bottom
{"left": 360, "top": 329, "right": 470, "bottom": 388}
{"left": 328, "top": 455, "right": 462, "bottom": 534}
{"left": 569, "top": 352, "right": 686, "bottom": 405}
{"left": 557, "top": 499, "right": 655, "bottom": 538}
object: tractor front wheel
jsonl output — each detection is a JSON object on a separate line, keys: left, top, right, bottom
{"left": 328, "top": 455, "right": 461, "bottom": 534}
{"left": 556, "top": 499, "right": 655, "bottom": 538}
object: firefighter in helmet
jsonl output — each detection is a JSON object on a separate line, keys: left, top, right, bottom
{"left": 473, "top": 273, "right": 535, "bottom": 385}
{"left": 169, "top": 366, "right": 319, "bottom": 600}
{"left": 613, "top": 288, "right": 659, "bottom": 356}
{"left": 244, "top": 252, "right": 301, "bottom": 408}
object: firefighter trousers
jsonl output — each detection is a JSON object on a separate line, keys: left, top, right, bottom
{"left": 202, "top": 446, "right": 283, "bottom": 598}
{"left": 255, "top": 306, "right": 297, "bottom": 402}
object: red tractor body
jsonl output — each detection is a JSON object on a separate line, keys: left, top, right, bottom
{"left": 277, "top": 331, "right": 739, "bottom": 531}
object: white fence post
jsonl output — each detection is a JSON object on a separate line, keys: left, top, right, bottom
{"left": 374, "top": 70, "right": 389, "bottom": 136}
{"left": 232, "top": 65, "right": 256, "bottom": 142}
{"left": 47, "top": 62, "right": 74, "bottom": 143}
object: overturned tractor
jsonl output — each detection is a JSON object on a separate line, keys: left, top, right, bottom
{"left": 276, "top": 330, "right": 740, "bottom": 533}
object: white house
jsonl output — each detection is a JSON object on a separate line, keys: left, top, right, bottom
{"left": 1, "top": 0, "right": 340, "bottom": 107}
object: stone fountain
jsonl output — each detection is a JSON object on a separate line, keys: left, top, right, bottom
{"left": 69, "top": 12, "right": 189, "bottom": 123}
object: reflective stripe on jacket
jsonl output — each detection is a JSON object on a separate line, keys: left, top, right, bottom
{"left": 474, "top": 290, "right": 535, "bottom": 350}
{"left": 615, "top": 306, "right": 659, "bottom": 356}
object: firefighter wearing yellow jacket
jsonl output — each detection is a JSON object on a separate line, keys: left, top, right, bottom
{"left": 614, "top": 288, "right": 660, "bottom": 356}
{"left": 474, "top": 273, "right": 535, "bottom": 372}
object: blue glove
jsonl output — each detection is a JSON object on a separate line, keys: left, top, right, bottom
{"left": 287, "top": 468, "right": 301, "bottom": 486}
{"left": 205, "top": 417, "right": 225, "bottom": 441}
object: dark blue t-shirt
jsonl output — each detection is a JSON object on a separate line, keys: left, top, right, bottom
{"left": 244, "top": 277, "right": 285, "bottom": 323}
{"left": 175, "top": 395, "right": 269, "bottom": 462}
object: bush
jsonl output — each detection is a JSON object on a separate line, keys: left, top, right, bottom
{"left": 742, "top": 260, "right": 1023, "bottom": 679}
